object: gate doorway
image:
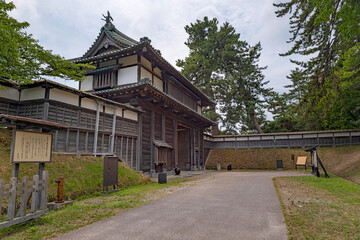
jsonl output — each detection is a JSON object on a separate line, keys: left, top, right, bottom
{"left": 177, "top": 125, "right": 191, "bottom": 170}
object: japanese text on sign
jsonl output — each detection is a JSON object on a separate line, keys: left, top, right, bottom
{"left": 12, "top": 131, "right": 52, "bottom": 163}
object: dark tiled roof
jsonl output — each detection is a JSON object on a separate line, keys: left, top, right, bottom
{"left": 81, "top": 23, "right": 138, "bottom": 59}
{"left": 0, "top": 114, "right": 67, "bottom": 129}
{"left": 72, "top": 21, "right": 216, "bottom": 106}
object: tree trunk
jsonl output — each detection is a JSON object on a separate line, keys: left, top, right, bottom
{"left": 251, "top": 113, "right": 264, "bottom": 134}
{"left": 212, "top": 124, "right": 221, "bottom": 135}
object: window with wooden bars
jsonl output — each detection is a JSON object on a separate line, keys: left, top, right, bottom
{"left": 93, "top": 71, "right": 116, "bottom": 90}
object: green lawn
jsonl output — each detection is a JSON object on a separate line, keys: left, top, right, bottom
{"left": 274, "top": 174, "right": 360, "bottom": 240}
{"left": 0, "top": 179, "right": 191, "bottom": 240}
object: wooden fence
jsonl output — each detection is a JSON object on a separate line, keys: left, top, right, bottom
{"left": 0, "top": 171, "right": 49, "bottom": 230}
{"left": 205, "top": 129, "right": 360, "bottom": 149}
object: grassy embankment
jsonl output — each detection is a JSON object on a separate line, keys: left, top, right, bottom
{"left": 274, "top": 175, "right": 360, "bottom": 240}
{"left": 0, "top": 128, "right": 149, "bottom": 202}
{"left": 206, "top": 146, "right": 360, "bottom": 184}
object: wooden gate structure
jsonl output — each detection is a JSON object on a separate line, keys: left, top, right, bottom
{"left": 0, "top": 171, "right": 49, "bottom": 230}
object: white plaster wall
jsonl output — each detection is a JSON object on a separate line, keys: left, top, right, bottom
{"left": 20, "top": 87, "right": 45, "bottom": 101}
{"left": 141, "top": 67, "right": 152, "bottom": 81}
{"left": 49, "top": 88, "right": 78, "bottom": 106}
{"left": 81, "top": 98, "right": 98, "bottom": 111}
{"left": 118, "top": 66, "right": 137, "bottom": 85}
{"left": 80, "top": 75, "right": 93, "bottom": 91}
{"left": 99, "top": 59, "right": 116, "bottom": 68}
{"left": 141, "top": 56, "right": 152, "bottom": 70}
{"left": 118, "top": 55, "right": 137, "bottom": 67}
{"left": 105, "top": 106, "right": 115, "bottom": 115}
{"left": 154, "top": 76, "right": 163, "bottom": 91}
{"left": 124, "top": 110, "right": 138, "bottom": 121}
{"left": 116, "top": 108, "right": 123, "bottom": 117}
{"left": 0, "top": 87, "right": 19, "bottom": 101}
{"left": 154, "top": 67, "right": 162, "bottom": 77}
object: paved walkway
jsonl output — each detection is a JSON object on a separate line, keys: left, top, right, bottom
{"left": 56, "top": 171, "right": 309, "bottom": 240}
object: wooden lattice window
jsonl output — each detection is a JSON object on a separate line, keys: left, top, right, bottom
{"left": 93, "top": 71, "right": 116, "bottom": 90}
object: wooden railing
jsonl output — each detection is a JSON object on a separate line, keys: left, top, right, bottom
{"left": 0, "top": 171, "right": 49, "bottom": 229}
{"left": 204, "top": 129, "right": 360, "bottom": 149}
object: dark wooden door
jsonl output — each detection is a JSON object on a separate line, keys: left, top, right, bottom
{"left": 177, "top": 128, "right": 190, "bottom": 170}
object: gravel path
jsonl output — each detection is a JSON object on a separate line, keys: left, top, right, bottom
{"left": 55, "top": 171, "right": 309, "bottom": 240}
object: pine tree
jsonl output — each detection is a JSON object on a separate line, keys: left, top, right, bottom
{"left": 177, "top": 17, "right": 271, "bottom": 134}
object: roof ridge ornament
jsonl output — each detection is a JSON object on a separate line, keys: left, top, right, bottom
{"left": 102, "top": 11, "right": 115, "bottom": 30}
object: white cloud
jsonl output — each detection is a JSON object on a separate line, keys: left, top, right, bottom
{"left": 10, "top": 0, "right": 300, "bottom": 100}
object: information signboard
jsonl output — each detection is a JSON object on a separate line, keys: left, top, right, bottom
{"left": 12, "top": 130, "right": 52, "bottom": 163}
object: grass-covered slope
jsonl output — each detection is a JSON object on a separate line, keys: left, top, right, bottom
{"left": 274, "top": 175, "right": 360, "bottom": 239}
{"left": 0, "top": 128, "right": 149, "bottom": 202}
{"left": 206, "top": 146, "right": 360, "bottom": 184}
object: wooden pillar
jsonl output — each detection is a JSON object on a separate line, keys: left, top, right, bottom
{"left": 54, "top": 130, "right": 58, "bottom": 152}
{"left": 150, "top": 111, "right": 155, "bottom": 172}
{"left": 131, "top": 138, "right": 134, "bottom": 168}
{"left": 137, "top": 54, "right": 141, "bottom": 82}
{"left": 136, "top": 111, "right": 143, "bottom": 171}
{"left": 201, "top": 131, "right": 205, "bottom": 169}
{"left": 126, "top": 137, "right": 129, "bottom": 165}
{"left": 43, "top": 87, "right": 50, "bottom": 121}
{"left": 85, "top": 131, "right": 88, "bottom": 153}
{"left": 174, "top": 120, "right": 178, "bottom": 167}
{"left": 65, "top": 129, "right": 69, "bottom": 152}
{"left": 161, "top": 115, "right": 166, "bottom": 141}
{"left": 93, "top": 102, "right": 101, "bottom": 156}
{"left": 110, "top": 108, "right": 117, "bottom": 154}
{"left": 76, "top": 130, "right": 79, "bottom": 153}
{"left": 197, "top": 129, "right": 200, "bottom": 169}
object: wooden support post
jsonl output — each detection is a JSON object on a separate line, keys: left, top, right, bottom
{"left": 201, "top": 131, "right": 205, "bottom": 168}
{"left": 131, "top": 138, "right": 134, "bottom": 168}
{"left": 120, "top": 136, "right": 123, "bottom": 160}
{"left": 150, "top": 111, "right": 155, "bottom": 172}
{"left": 19, "top": 176, "right": 29, "bottom": 217}
{"left": 65, "top": 129, "right": 69, "bottom": 152}
{"left": 174, "top": 120, "right": 178, "bottom": 167}
{"left": 85, "top": 131, "right": 89, "bottom": 153}
{"left": 40, "top": 171, "right": 48, "bottom": 210}
{"left": 76, "top": 130, "right": 80, "bottom": 153}
{"left": 110, "top": 108, "right": 117, "bottom": 154}
{"left": 101, "top": 133, "right": 104, "bottom": 154}
{"left": 136, "top": 111, "right": 143, "bottom": 171}
{"left": 54, "top": 130, "right": 58, "bottom": 151}
{"left": 12, "top": 163, "right": 19, "bottom": 179}
{"left": 7, "top": 177, "right": 17, "bottom": 221}
{"left": 126, "top": 137, "right": 129, "bottom": 165}
{"left": 38, "top": 163, "right": 45, "bottom": 209}
{"left": 197, "top": 129, "right": 200, "bottom": 169}
{"left": 161, "top": 115, "right": 166, "bottom": 141}
{"left": 93, "top": 102, "right": 101, "bottom": 156}
{"left": 31, "top": 175, "right": 39, "bottom": 213}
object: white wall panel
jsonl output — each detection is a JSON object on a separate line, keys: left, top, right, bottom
{"left": 50, "top": 88, "right": 78, "bottom": 106}
{"left": 0, "top": 87, "right": 19, "bottom": 101}
{"left": 20, "top": 87, "right": 45, "bottom": 101}
{"left": 81, "top": 98, "right": 98, "bottom": 111}
{"left": 80, "top": 76, "right": 93, "bottom": 91}
{"left": 118, "top": 66, "right": 137, "bottom": 85}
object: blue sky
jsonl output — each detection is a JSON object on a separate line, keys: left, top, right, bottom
{"left": 11, "top": 0, "right": 295, "bottom": 93}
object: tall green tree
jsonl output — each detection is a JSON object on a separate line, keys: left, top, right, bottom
{"left": 273, "top": 0, "right": 360, "bottom": 130}
{"left": 177, "top": 17, "right": 271, "bottom": 134}
{"left": 0, "top": 0, "right": 92, "bottom": 84}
